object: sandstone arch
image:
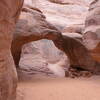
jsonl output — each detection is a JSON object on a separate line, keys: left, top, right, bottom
{"left": 12, "top": 5, "right": 100, "bottom": 75}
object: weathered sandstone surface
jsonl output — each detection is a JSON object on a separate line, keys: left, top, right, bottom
{"left": 12, "top": 0, "right": 100, "bottom": 76}
{"left": 83, "top": 0, "right": 100, "bottom": 63}
{"left": 0, "top": 0, "right": 23, "bottom": 100}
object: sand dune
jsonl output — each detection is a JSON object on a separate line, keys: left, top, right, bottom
{"left": 17, "top": 76, "right": 100, "bottom": 100}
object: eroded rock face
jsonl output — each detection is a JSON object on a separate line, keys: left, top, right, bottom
{"left": 24, "top": 0, "right": 91, "bottom": 31}
{"left": 19, "top": 41, "right": 68, "bottom": 77}
{"left": 0, "top": 0, "right": 23, "bottom": 100}
{"left": 83, "top": 0, "right": 100, "bottom": 63}
{"left": 53, "top": 34, "right": 100, "bottom": 74}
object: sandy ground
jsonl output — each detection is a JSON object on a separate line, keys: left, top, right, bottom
{"left": 17, "top": 75, "right": 100, "bottom": 100}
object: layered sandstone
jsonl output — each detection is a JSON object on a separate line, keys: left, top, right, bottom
{"left": 83, "top": 0, "right": 100, "bottom": 63}
{"left": 0, "top": 0, "right": 23, "bottom": 100}
{"left": 24, "top": 0, "right": 92, "bottom": 31}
